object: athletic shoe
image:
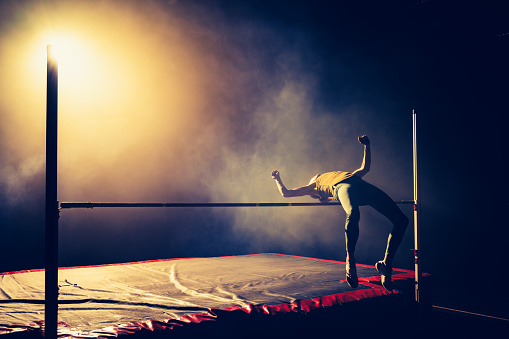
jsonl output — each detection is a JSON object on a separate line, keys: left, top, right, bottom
{"left": 346, "top": 261, "right": 358, "bottom": 288}
{"left": 375, "top": 261, "right": 393, "bottom": 291}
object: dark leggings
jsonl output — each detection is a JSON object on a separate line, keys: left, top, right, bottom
{"left": 333, "top": 176, "right": 408, "bottom": 265}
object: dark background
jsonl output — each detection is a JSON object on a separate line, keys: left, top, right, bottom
{"left": 1, "top": 0, "right": 508, "bottom": 319}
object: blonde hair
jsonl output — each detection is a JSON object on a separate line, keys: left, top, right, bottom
{"left": 308, "top": 173, "right": 321, "bottom": 185}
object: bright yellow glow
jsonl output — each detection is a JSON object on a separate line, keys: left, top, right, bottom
{"left": 35, "top": 29, "right": 108, "bottom": 99}
{"left": 0, "top": 1, "right": 214, "bottom": 202}
{"left": 45, "top": 32, "right": 94, "bottom": 69}
{"left": 47, "top": 44, "right": 57, "bottom": 64}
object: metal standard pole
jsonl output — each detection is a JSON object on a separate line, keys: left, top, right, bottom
{"left": 412, "top": 109, "right": 422, "bottom": 306}
{"left": 45, "top": 45, "right": 59, "bottom": 339}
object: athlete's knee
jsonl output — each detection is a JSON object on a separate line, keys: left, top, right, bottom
{"left": 345, "top": 208, "right": 360, "bottom": 224}
{"left": 345, "top": 209, "right": 360, "bottom": 235}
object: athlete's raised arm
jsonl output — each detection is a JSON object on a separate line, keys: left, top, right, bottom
{"left": 351, "top": 135, "right": 370, "bottom": 178}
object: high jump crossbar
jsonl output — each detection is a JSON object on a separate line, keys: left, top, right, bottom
{"left": 60, "top": 201, "right": 415, "bottom": 209}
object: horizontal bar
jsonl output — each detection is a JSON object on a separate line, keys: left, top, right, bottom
{"left": 60, "top": 201, "right": 415, "bottom": 209}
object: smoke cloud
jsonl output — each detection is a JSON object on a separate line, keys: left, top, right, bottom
{"left": 1, "top": 0, "right": 413, "bottom": 272}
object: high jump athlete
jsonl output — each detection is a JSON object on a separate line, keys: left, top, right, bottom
{"left": 271, "top": 135, "right": 408, "bottom": 291}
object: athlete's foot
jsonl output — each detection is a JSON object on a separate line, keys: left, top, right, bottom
{"left": 346, "top": 261, "right": 358, "bottom": 288}
{"left": 375, "top": 261, "right": 393, "bottom": 291}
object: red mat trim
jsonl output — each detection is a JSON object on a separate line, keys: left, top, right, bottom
{"left": 1, "top": 252, "right": 416, "bottom": 276}
{"left": 107, "top": 284, "right": 396, "bottom": 337}
{"left": 2, "top": 252, "right": 419, "bottom": 278}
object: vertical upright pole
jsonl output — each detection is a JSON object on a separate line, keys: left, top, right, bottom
{"left": 412, "top": 109, "right": 422, "bottom": 306}
{"left": 45, "top": 45, "right": 59, "bottom": 339}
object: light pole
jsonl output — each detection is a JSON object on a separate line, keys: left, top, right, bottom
{"left": 45, "top": 44, "right": 59, "bottom": 339}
